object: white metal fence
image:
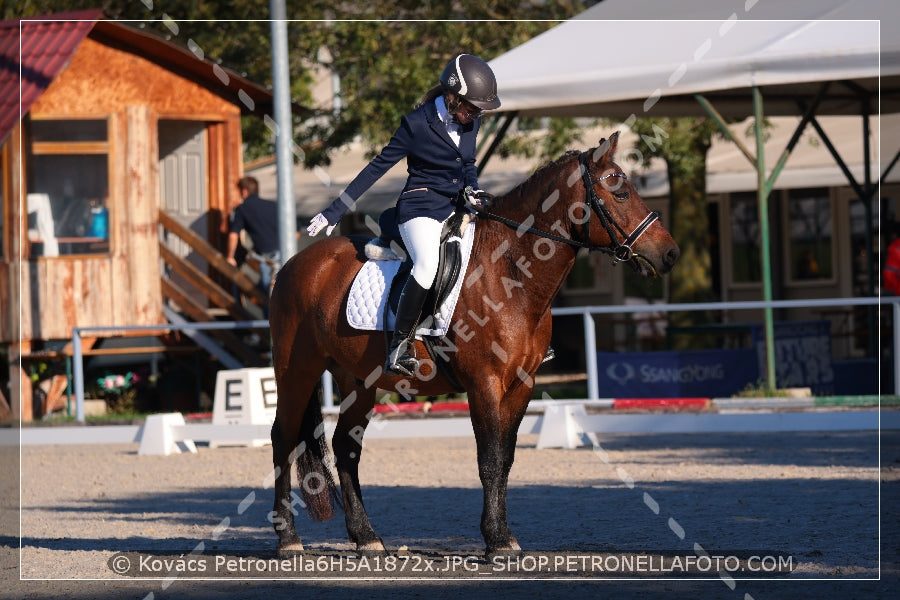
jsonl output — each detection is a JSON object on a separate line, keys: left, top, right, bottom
{"left": 68, "top": 296, "right": 899, "bottom": 422}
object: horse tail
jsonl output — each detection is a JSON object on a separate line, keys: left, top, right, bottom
{"left": 296, "top": 378, "right": 343, "bottom": 522}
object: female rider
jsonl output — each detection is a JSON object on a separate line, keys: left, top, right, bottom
{"left": 307, "top": 54, "right": 501, "bottom": 376}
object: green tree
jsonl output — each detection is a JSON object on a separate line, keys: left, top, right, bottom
{"left": 262, "top": 4, "right": 593, "bottom": 165}
{"left": 631, "top": 117, "right": 722, "bottom": 345}
{"left": 6, "top": 1, "right": 592, "bottom": 162}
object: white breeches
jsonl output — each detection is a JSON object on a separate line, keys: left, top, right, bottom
{"left": 399, "top": 216, "right": 445, "bottom": 288}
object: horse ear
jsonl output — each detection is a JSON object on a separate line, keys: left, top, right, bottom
{"left": 594, "top": 131, "right": 620, "bottom": 164}
{"left": 608, "top": 131, "right": 620, "bottom": 154}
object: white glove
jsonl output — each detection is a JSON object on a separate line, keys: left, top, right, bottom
{"left": 307, "top": 213, "right": 335, "bottom": 237}
{"left": 465, "top": 187, "right": 486, "bottom": 208}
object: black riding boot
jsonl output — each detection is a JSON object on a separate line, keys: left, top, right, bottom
{"left": 385, "top": 279, "right": 429, "bottom": 376}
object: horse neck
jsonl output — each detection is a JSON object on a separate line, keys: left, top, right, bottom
{"left": 474, "top": 156, "right": 581, "bottom": 312}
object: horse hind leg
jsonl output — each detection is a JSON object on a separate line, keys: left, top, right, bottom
{"left": 295, "top": 379, "right": 343, "bottom": 522}
{"left": 271, "top": 378, "right": 343, "bottom": 556}
{"left": 330, "top": 369, "right": 385, "bottom": 554}
{"left": 271, "top": 415, "right": 304, "bottom": 554}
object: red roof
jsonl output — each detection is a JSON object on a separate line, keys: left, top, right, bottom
{"left": 0, "top": 10, "right": 101, "bottom": 144}
{"left": 0, "top": 10, "right": 301, "bottom": 144}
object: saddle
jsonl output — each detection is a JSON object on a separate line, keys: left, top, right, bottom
{"left": 364, "top": 207, "right": 473, "bottom": 389}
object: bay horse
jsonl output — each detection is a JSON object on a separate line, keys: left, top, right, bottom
{"left": 268, "top": 132, "right": 679, "bottom": 556}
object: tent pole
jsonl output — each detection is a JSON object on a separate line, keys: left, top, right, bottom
{"left": 476, "top": 114, "right": 502, "bottom": 155}
{"left": 861, "top": 97, "right": 877, "bottom": 357}
{"left": 808, "top": 116, "right": 866, "bottom": 199}
{"left": 694, "top": 90, "right": 776, "bottom": 389}
{"left": 860, "top": 101, "right": 875, "bottom": 297}
{"left": 766, "top": 82, "right": 831, "bottom": 185}
{"left": 882, "top": 148, "right": 900, "bottom": 185}
{"left": 753, "top": 86, "right": 778, "bottom": 391}
{"left": 477, "top": 112, "right": 517, "bottom": 175}
{"left": 693, "top": 94, "right": 755, "bottom": 163}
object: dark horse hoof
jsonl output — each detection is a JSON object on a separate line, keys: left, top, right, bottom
{"left": 485, "top": 546, "right": 523, "bottom": 561}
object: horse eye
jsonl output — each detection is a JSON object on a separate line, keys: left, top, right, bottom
{"left": 613, "top": 190, "right": 630, "bottom": 201}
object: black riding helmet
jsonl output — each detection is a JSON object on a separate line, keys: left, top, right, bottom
{"left": 440, "top": 54, "right": 501, "bottom": 110}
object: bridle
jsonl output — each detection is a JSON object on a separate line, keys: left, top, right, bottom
{"left": 471, "top": 152, "right": 659, "bottom": 265}
{"left": 577, "top": 152, "right": 659, "bottom": 264}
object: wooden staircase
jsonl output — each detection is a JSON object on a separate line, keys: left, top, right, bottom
{"left": 157, "top": 209, "right": 270, "bottom": 367}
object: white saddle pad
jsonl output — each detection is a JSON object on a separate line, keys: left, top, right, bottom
{"left": 346, "top": 222, "right": 475, "bottom": 337}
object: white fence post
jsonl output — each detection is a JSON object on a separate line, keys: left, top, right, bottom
{"left": 138, "top": 413, "right": 197, "bottom": 456}
{"left": 583, "top": 309, "right": 599, "bottom": 401}
{"left": 536, "top": 402, "right": 590, "bottom": 449}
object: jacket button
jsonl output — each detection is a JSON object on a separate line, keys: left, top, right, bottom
{"left": 452, "top": 178, "right": 458, "bottom": 183}
{"left": 456, "top": 157, "right": 461, "bottom": 163}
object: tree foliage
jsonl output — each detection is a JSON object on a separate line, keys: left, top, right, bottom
{"left": 631, "top": 117, "right": 722, "bottom": 341}
{"left": 6, "top": 0, "right": 592, "bottom": 163}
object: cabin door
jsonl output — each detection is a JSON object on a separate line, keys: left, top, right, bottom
{"left": 158, "top": 120, "right": 209, "bottom": 308}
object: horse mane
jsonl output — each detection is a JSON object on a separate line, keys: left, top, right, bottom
{"left": 473, "top": 149, "right": 585, "bottom": 263}
{"left": 493, "top": 149, "right": 582, "bottom": 209}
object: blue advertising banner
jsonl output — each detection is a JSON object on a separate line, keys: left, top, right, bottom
{"left": 596, "top": 349, "right": 759, "bottom": 398}
{"left": 595, "top": 320, "right": 836, "bottom": 398}
{"left": 751, "top": 320, "right": 834, "bottom": 395}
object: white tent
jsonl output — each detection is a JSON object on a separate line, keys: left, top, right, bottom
{"left": 486, "top": 0, "right": 898, "bottom": 390}
{"left": 488, "top": 0, "right": 900, "bottom": 119}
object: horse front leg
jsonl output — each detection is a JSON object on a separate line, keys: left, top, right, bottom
{"left": 470, "top": 381, "right": 533, "bottom": 556}
{"left": 331, "top": 370, "right": 385, "bottom": 554}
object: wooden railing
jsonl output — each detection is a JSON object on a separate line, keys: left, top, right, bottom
{"left": 157, "top": 209, "right": 269, "bottom": 366}
{"left": 158, "top": 210, "right": 267, "bottom": 309}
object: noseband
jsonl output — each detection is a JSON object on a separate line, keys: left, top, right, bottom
{"left": 471, "top": 152, "right": 659, "bottom": 264}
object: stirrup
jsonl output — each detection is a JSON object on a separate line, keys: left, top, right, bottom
{"left": 385, "top": 340, "right": 418, "bottom": 376}
{"left": 542, "top": 346, "right": 555, "bottom": 364}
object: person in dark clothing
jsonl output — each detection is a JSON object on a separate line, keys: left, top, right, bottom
{"left": 885, "top": 221, "right": 900, "bottom": 295}
{"left": 306, "top": 54, "right": 501, "bottom": 376}
{"left": 227, "top": 176, "right": 281, "bottom": 296}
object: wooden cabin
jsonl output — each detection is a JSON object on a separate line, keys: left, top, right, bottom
{"left": 0, "top": 11, "right": 283, "bottom": 420}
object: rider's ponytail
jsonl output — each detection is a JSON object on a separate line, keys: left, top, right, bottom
{"left": 415, "top": 84, "right": 443, "bottom": 109}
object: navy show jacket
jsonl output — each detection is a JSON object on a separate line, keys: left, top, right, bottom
{"left": 320, "top": 99, "right": 480, "bottom": 226}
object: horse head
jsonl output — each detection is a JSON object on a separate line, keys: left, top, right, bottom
{"left": 579, "top": 131, "right": 680, "bottom": 276}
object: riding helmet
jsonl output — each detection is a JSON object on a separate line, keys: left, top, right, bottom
{"left": 440, "top": 54, "right": 501, "bottom": 110}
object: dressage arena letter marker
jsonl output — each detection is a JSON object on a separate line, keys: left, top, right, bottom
{"left": 211, "top": 368, "right": 278, "bottom": 448}
{"left": 260, "top": 376, "right": 277, "bottom": 409}
{"left": 225, "top": 379, "right": 243, "bottom": 411}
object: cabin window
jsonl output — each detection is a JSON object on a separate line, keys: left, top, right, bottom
{"left": 787, "top": 187, "right": 833, "bottom": 281}
{"left": 729, "top": 191, "right": 762, "bottom": 283}
{"left": 26, "top": 118, "right": 110, "bottom": 258}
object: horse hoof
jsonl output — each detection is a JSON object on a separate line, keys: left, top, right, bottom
{"left": 277, "top": 541, "right": 305, "bottom": 557}
{"left": 485, "top": 538, "right": 522, "bottom": 560}
{"left": 356, "top": 540, "right": 387, "bottom": 556}
{"left": 485, "top": 547, "right": 522, "bottom": 560}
